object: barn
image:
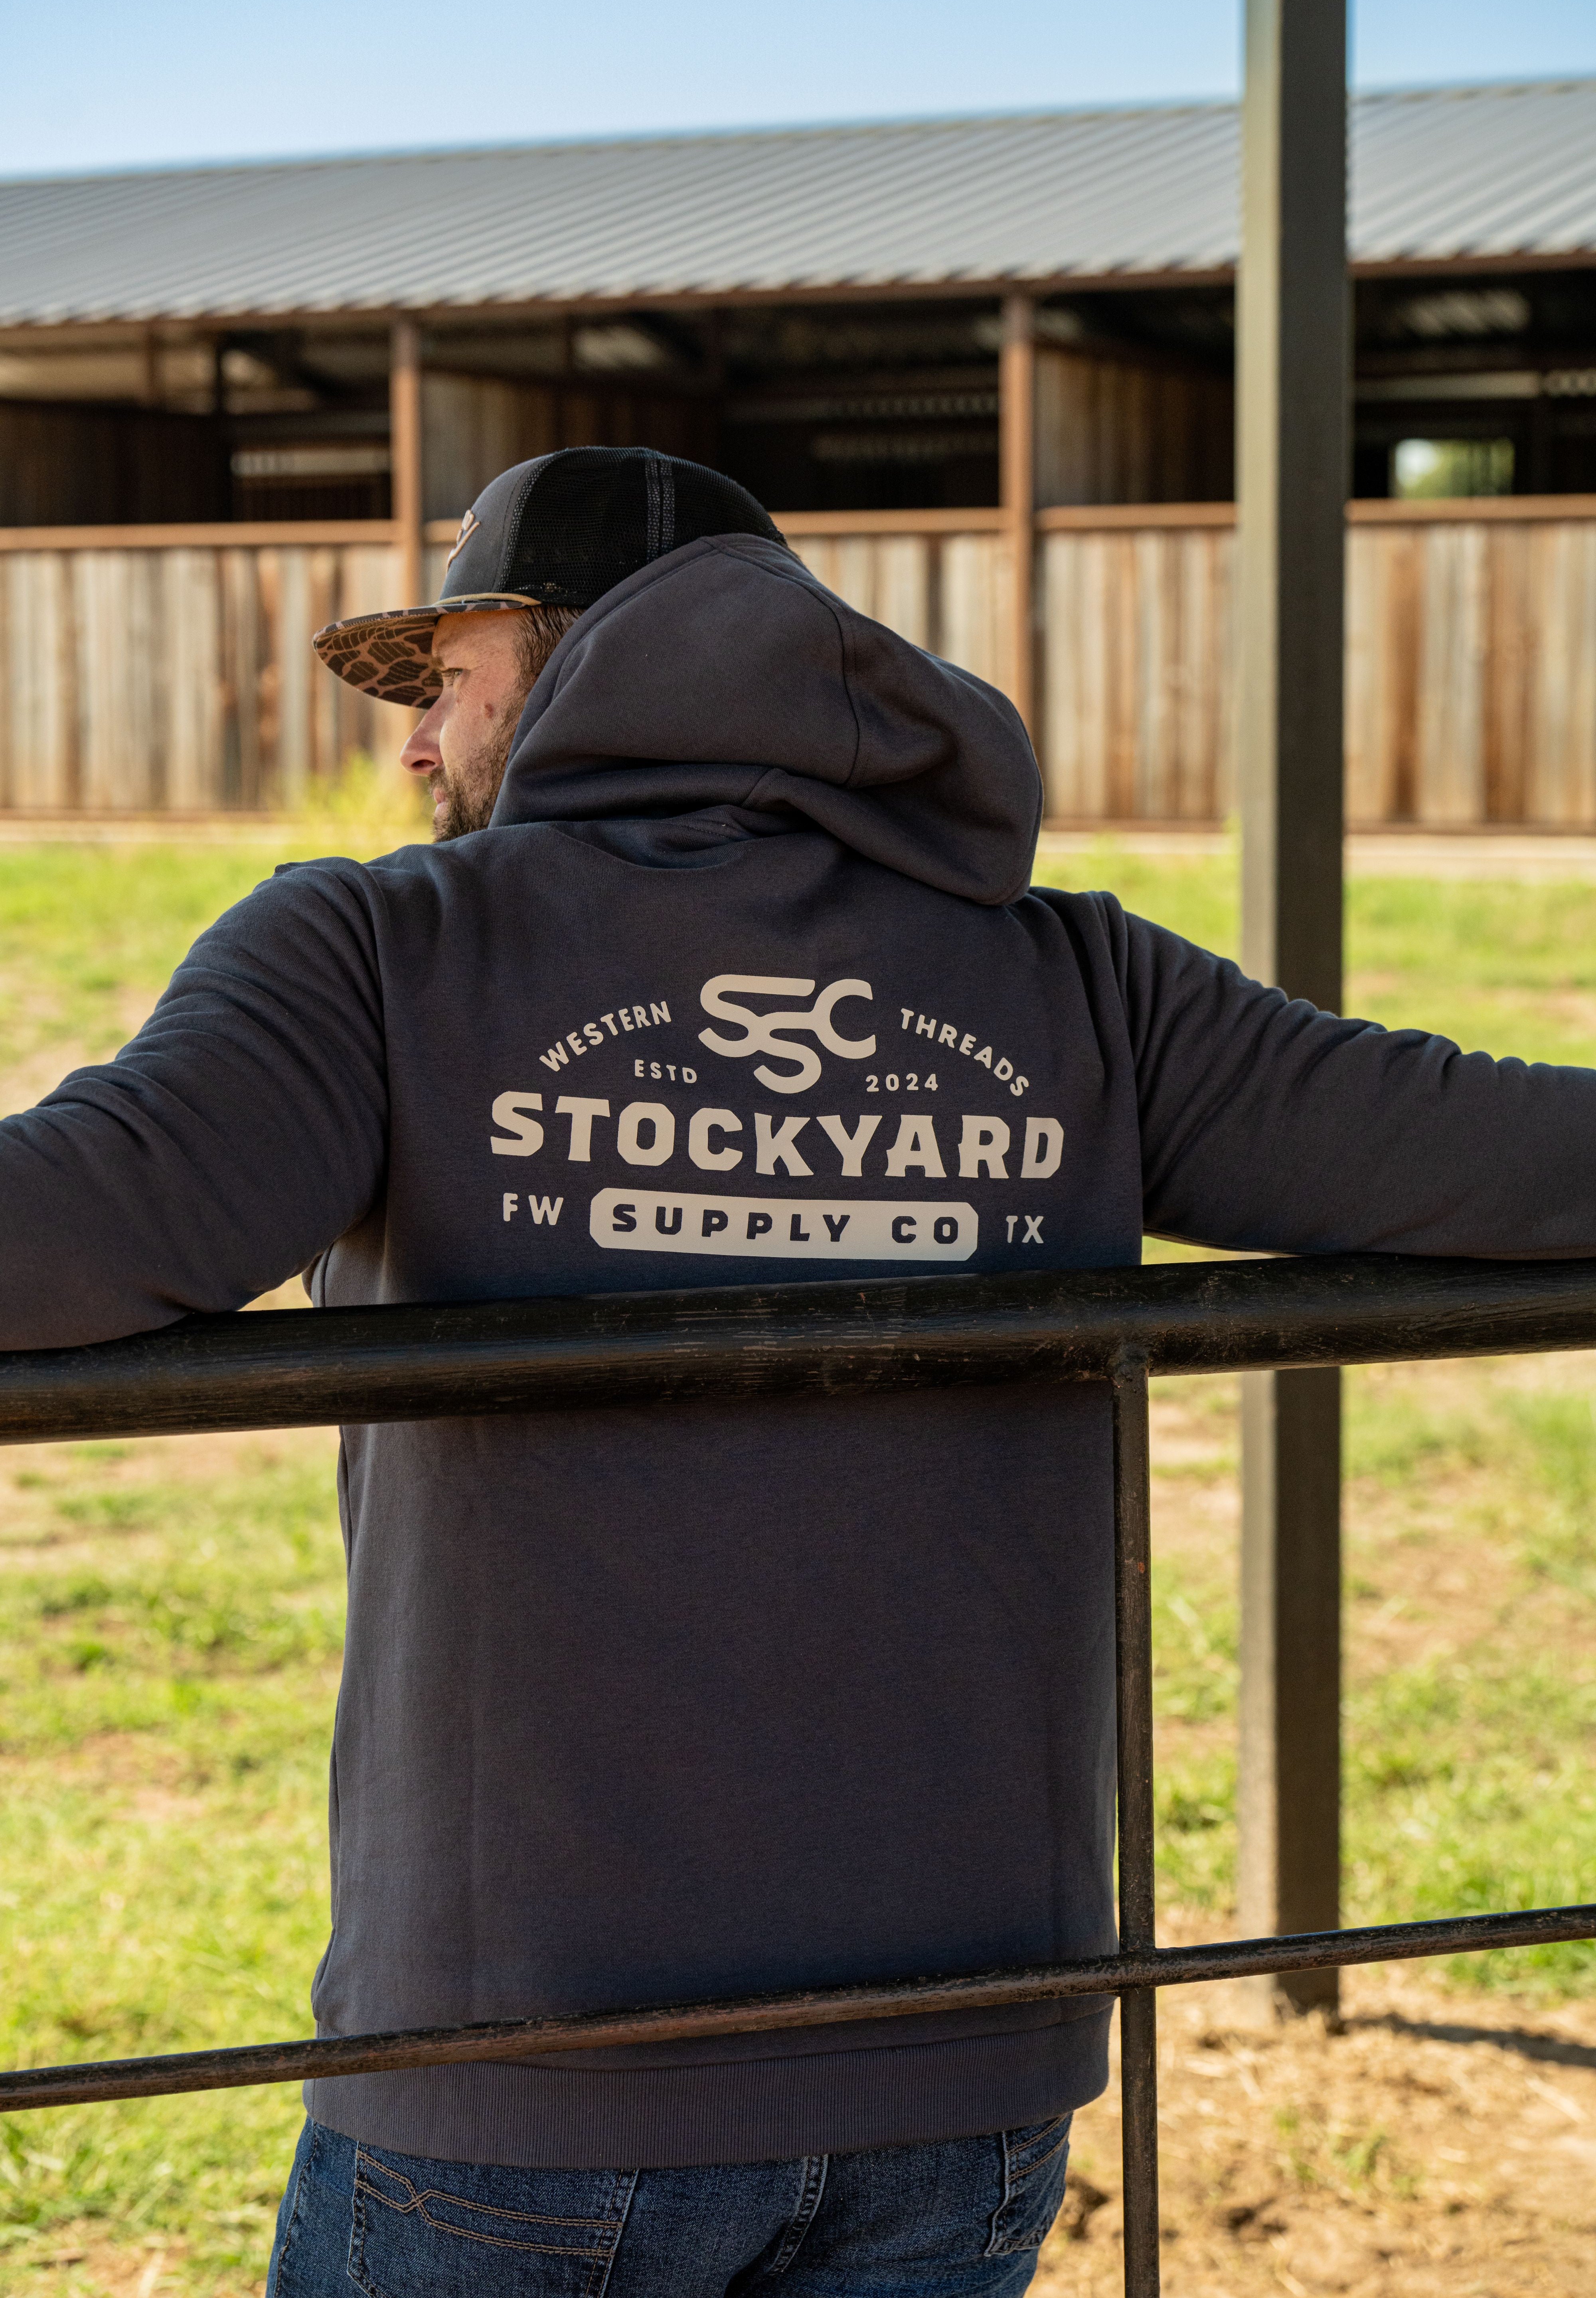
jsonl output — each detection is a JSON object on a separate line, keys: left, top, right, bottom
{"left": 1, "top": 77, "right": 1594, "bottom": 823}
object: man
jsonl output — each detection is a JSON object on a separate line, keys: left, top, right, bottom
{"left": 2, "top": 444, "right": 1593, "bottom": 2295}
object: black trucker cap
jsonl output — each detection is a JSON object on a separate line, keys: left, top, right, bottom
{"left": 313, "top": 445, "right": 786, "bottom": 706}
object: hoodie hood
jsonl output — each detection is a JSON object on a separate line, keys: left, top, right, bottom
{"left": 490, "top": 534, "right": 1042, "bottom": 906}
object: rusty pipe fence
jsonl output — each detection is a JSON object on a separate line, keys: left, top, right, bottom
{"left": 3, "top": 1251, "right": 1596, "bottom": 2295}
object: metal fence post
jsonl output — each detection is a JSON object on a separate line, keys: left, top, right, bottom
{"left": 1113, "top": 1354, "right": 1160, "bottom": 2295}
{"left": 1236, "top": 0, "right": 1350, "bottom": 2019}
{"left": 1238, "top": 1366, "right": 1343, "bottom": 2012}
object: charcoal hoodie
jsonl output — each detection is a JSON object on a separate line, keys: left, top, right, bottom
{"left": 3, "top": 533, "right": 1596, "bottom": 2169}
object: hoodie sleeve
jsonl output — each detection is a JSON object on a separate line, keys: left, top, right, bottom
{"left": 1092, "top": 895, "right": 1596, "bottom": 1257}
{"left": 0, "top": 862, "right": 389, "bottom": 1348}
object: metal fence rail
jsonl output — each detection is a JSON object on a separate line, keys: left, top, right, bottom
{"left": 3, "top": 1251, "right": 1596, "bottom": 2298}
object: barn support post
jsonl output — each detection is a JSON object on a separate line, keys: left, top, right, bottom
{"left": 999, "top": 293, "right": 1036, "bottom": 731}
{"left": 390, "top": 317, "right": 424, "bottom": 610}
{"left": 1235, "top": 0, "right": 1350, "bottom": 2019}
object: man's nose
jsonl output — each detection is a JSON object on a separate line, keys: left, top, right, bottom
{"left": 400, "top": 704, "right": 445, "bottom": 777}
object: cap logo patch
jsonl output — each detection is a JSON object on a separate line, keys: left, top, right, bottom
{"left": 445, "top": 507, "right": 481, "bottom": 568}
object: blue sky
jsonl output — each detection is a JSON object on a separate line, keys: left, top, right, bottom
{"left": 6, "top": 0, "right": 1595, "bottom": 176}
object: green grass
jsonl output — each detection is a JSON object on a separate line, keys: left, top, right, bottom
{"left": 1036, "top": 835, "right": 1596, "bottom": 1065}
{"left": 0, "top": 848, "right": 287, "bottom": 1092}
{"left": 1146, "top": 1360, "right": 1596, "bottom": 1996}
{"left": 0, "top": 774, "right": 424, "bottom": 1101}
{"left": 0, "top": 831, "right": 1594, "bottom": 2288}
{"left": 0, "top": 1434, "right": 344, "bottom": 2293}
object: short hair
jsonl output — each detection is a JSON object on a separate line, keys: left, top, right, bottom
{"left": 514, "top": 604, "right": 583, "bottom": 690}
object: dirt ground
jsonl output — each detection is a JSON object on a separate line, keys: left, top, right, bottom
{"left": 1024, "top": 1362, "right": 1596, "bottom": 2297}
{"left": 1035, "top": 1953, "right": 1596, "bottom": 2296}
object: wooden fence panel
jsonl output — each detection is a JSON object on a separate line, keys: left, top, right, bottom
{"left": 1037, "top": 509, "right": 1596, "bottom": 828}
{"left": 0, "top": 511, "right": 1592, "bottom": 821}
{"left": 0, "top": 536, "right": 415, "bottom": 811}
{"left": 1039, "top": 525, "right": 1232, "bottom": 822}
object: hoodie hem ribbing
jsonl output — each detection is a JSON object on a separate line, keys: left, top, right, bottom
{"left": 304, "top": 2014, "right": 1111, "bottom": 2170}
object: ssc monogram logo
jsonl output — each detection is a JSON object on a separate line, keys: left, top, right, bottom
{"left": 698, "top": 975, "right": 875, "bottom": 1094}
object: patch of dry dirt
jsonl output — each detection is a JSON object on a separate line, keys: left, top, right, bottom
{"left": 1038, "top": 1958, "right": 1596, "bottom": 2295}
{"left": 1046, "top": 1359, "right": 1596, "bottom": 2293}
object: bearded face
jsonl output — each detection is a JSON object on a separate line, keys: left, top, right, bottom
{"left": 400, "top": 608, "right": 579, "bottom": 843}
{"left": 426, "top": 687, "right": 525, "bottom": 841}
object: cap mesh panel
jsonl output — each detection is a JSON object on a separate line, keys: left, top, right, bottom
{"left": 502, "top": 448, "right": 782, "bottom": 607}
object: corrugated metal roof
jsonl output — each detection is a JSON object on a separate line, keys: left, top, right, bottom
{"left": 1, "top": 80, "right": 1593, "bottom": 328}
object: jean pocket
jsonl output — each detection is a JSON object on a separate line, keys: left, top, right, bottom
{"left": 984, "top": 2113, "right": 1073, "bottom": 2257}
{"left": 350, "top": 2146, "right": 636, "bottom": 2298}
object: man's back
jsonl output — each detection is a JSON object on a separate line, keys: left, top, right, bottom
{"left": 219, "top": 532, "right": 1134, "bottom": 2164}
{"left": 296, "top": 803, "right": 1131, "bottom": 2168}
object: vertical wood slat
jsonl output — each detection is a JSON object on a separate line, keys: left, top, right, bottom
{"left": 1484, "top": 524, "right": 1534, "bottom": 825}
{"left": 1040, "top": 531, "right": 1101, "bottom": 819}
{"left": 73, "top": 553, "right": 116, "bottom": 811}
{"left": 3, "top": 556, "right": 72, "bottom": 806}
{"left": 221, "top": 550, "right": 261, "bottom": 808}
{"left": 1555, "top": 526, "right": 1596, "bottom": 832}
{"left": 1212, "top": 528, "right": 1239, "bottom": 819}
{"left": 1034, "top": 349, "right": 1235, "bottom": 509}
{"left": 941, "top": 534, "right": 1010, "bottom": 692}
{"left": 1529, "top": 521, "right": 1596, "bottom": 827}
{"left": 1104, "top": 533, "right": 1138, "bottom": 821}
{"left": 1133, "top": 532, "right": 1173, "bottom": 820}
{"left": 273, "top": 550, "right": 312, "bottom": 811}
{"left": 0, "top": 557, "right": 9, "bottom": 807}
{"left": 163, "top": 551, "right": 218, "bottom": 810}
{"left": 1343, "top": 526, "right": 1387, "bottom": 826}
{"left": 308, "top": 549, "right": 342, "bottom": 789}
{"left": 1414, "top": 524, "right": 1487, "bottom": 825}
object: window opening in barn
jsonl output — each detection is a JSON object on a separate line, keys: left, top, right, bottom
{"left": 1391, "top": 437, "right": 1515, "bottom": 500}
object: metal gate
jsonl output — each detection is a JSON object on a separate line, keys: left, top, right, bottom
{"left": 2, "top": 1251, "right": 1594, "bottom": 2296}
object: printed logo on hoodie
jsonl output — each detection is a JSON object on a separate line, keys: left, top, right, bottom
{"left": 697, "top": 975, "right": 876, "bottom": 1094}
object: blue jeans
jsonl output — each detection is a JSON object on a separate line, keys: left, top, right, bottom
{"left": 266, "top": 2113, "right": 1073, "bottom": 2296}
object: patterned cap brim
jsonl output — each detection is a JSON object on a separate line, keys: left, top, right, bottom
{"left": 311, "top": 598, "right": 533, "bottom": 706}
